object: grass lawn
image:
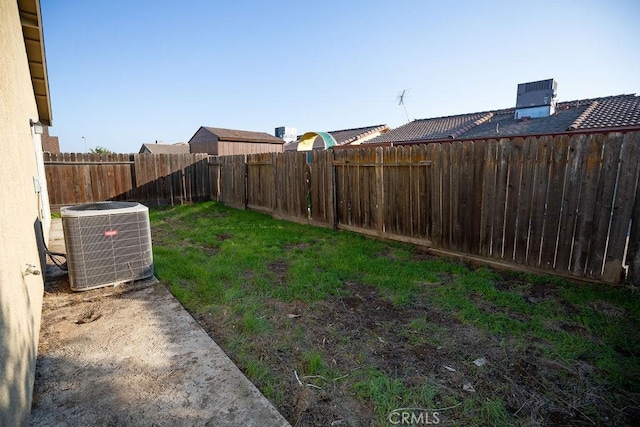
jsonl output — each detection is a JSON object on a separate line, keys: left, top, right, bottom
{"left": 150, "top": 201, "right": 640, "bottom": 426}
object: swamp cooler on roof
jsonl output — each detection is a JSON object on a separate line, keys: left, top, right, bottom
{"left": 61, "top": 201, "right": 154, "bottom": 291}
{"left": 514, "top": 78, "right": 558, "bottom": 119}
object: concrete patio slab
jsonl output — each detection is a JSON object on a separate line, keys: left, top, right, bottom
{"left": 31, "top": 219, "right": 289, "bottom": 426}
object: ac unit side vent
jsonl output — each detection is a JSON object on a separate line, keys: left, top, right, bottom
{"left": 61, "top": 201, "right": 154, "bottom": 291}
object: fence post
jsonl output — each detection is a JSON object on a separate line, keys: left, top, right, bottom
{"left": 375, "top": 147, "right": 384, "bottom": 236}
{"left": 216, "top": 157, "right": 221, "bottom": 201}
{"left": 244, "top": 155, "right": 248, "bottom": 210}
{"left": 328, "top": 150, "right": 337, "bottom": 230}
{"left": 208, "top": 156, "right": 221, "bottom": 202}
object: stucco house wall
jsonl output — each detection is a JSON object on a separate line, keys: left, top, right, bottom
{"left": 0, "top": 0, "right": 51, "bottom": 424}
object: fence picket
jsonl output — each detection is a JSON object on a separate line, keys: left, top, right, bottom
{"left": 570, "top": 134, "right": 604, "bottom": 275}
{"left": 492, "top": 139, "right": 511, "bottom": 259}
{"left": 540, "top": 135, "right": 570, "bottom": 269}
{"left": 479, "top": 140, "right": 497, "bottom": 256}
{"left": 585, "top": 134, "right": 624, "bottom": 277}
{"left": 527, "top": 136, "right": 552, "bottom": 267}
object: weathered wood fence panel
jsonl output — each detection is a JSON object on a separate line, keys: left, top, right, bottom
{"left": 274, "top": 151, "right": 310, "bottom": 221}
{"left": 309, "top": 150, "right": 334, "bottom": 226}
{"left": 246, "top": 152, "right": 276, "bottom": 213}
{"left": 44, "top": 153, "right": 211, "bottom": 210}
{"left": 214, "top": 155, "right": 246, "bottom": 209}
{"left": 213, "top": 131, "right": 640, "bottom": 285}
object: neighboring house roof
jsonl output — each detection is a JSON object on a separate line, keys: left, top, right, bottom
{"left": 366, "top": 94, "right": 640, "bottom": 144}
{"left": 568, "top": 95, "right": 640, "bottom": 130}
{"left": 139, "top": 143, "right": 190, "bottom": 154}
{"left": 369, "top": 114, "right": 495, "bottom": 144}
{"left": 285, "top": 125, "right": 389, "bottom": 151}
{"left": 201, "top": 127, "right": 284, "bottom": 144}
{"left": 330, "top": 125, "right": 390, "bottom": 145}
{"left": 460, "top": 105, "right": 585, "bottom": 139}
{"left": 19, "top": 0, "right": 52, "bottom": 125}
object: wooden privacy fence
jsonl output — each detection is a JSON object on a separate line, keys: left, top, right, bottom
{"left": 211, "top": 131, "right": 640, "bottom": 285}
{"left": 44, "top": 153, "right": 211, "bottom": 210}
{"left": 211, "top": 151, "right": 334, "bottom": 225}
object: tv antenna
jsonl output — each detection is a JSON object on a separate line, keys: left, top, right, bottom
{"left": 398, "top": 89, "right": 410, "bottom": 123}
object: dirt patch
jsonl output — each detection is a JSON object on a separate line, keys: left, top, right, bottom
{"left": 267, "top": 259, "right": 288, "bottom": 284}
{"left": 202, "top": 244, "right": 220, "bottom": 255}
{"left": 468, "top": 292, "right": 531, "bottom": 322}
{"left": 195, "top": 210, "right": 228, "bottom": 219}
{"left": 412, "top": 249, "right": 439, "bottom": 262}
{"left": 190, "top": 276, "right": 638, "bottom": 426}
{"left": 284, "top": 243, "right": 311, "bottom": 251}
{"left": 376, "top": 247, "right": 397, "bottom": 260}
{"left": 590, "top": 300, "right": 628, "bottom": 318}
{"left": 216, "top": 232, "right": 233, "bottom": 241}
{"left": 151, "top": 231, "right": 169, "bottom": 246}
{"left": 496, "top": 279, "right": 581, "bottom": 315}
{"left": 75, "top": 308, "right": 102, "bottom": 324}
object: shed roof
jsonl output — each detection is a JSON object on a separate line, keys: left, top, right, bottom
{"left": 202, "top": 127, "right": 284, "bottom": 144}
{"left": 139, "top": 143, "right": 190, "bottom": 154}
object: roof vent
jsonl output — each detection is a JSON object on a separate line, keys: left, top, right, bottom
{"left": 514, "top": 78, "right": 557, "bottom": 119}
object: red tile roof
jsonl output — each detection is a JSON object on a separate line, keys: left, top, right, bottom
{"left": 570, "top": 95, "right": 640, "bottom": 130}
{"left": 366, "top": 94, "right": 640, "bottom": 144}
{"left": 329, "top": 125, "right": 389, "bottom": 145}
{"left": 369, "top": 113, "right": 494, "bottom": 144}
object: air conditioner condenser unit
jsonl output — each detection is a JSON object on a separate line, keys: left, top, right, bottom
{"left": 61, "top": 201, "right": 154, "bottom": 291}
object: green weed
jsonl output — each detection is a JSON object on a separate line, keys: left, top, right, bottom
{"left": 352, "top": 369, "right": 408, "bottom": 419}
{"left": 481, "top": 398, "right": 510, "bottom": 426}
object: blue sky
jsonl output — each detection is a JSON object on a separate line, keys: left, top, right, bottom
{"left": 41, "top": 0, "right": 640, "bottom": 153}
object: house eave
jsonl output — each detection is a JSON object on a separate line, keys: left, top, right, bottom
{"left": 18, "top": 0, "right": 52, "bottom": 126}
{"left": 218, "top": 137, "right": 285, "bottom": 144}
